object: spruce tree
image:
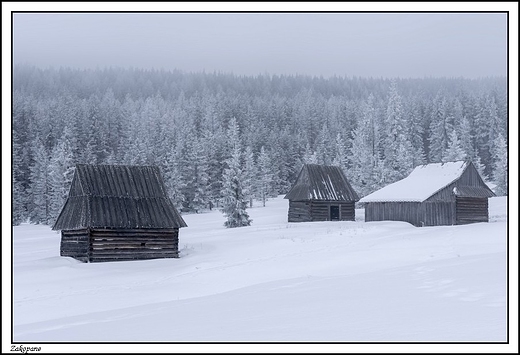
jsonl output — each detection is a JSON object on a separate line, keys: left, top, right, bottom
{"left": 493, "top": 133, "right": 508, "bottom": 196}
{"left": 428, "top": 95, "right": 452, "bottom": 163}
{"left": 315, "top": 123, "right": 331, "bottom": 165}
{"left": 176, "top": 125, "right": 196, "bottom": 212}
{"left": 220, "top": 118, "right": 252, "bottom": 228}
{"left": 257, "top": 146, "right": 274, "bottom": 207}
{"left": 48, "top": 135, "right": 75, "bottom": 223}
{"left": 444, "top": 129, "right": 467, "bottom": 162}
{"left": 12, "top": 131, "right": 26, "bottom": 225}
{"left": 12, "top": 173, "right": 24, "bottom": 226}
{"left": 383, "top": 80, "right": 414, "bottom": 183}
{"left": 349, "top": 95, "right": 382, "bottom": 196}
{"left": 163, "top": 139, "right": 184, "bottom": 211}
{"left": 471, "top": 151, "right": 488, "bottom": 181}
{"left": 191, "top": 135, "right": 210, "bottom": 212}
{"left": 332, "top": 133, "right": 348, "bottom": 173}
{"left": 29, "top": 138, "right": 51, "bottom": 224}
{"left": 458, "top": 116, "right": 474, "bottom": 159}
{"left": 303, "top": 142, "right": 318, "bottom": 164}
{"left": 406, "top": 98, "right": 426, "bottom": 167}
{"left": 242, "top": 145, "right": 257, "bottom": 208}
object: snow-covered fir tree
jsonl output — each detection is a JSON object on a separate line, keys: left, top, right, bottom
{"left": 331, "top": 132, "right": 346, "bottom": 165}
{"left": 428, "top": 94, "right": 452, "bottom": 163}
{"left": 315, "top": 123, "right": 332, "bottom": 165}
{"left": 191, "top": 136, "right": 210, "bottom": 212}
{"left": 242, "top": 145, "right": 257, "bottom": 208}
{"left": 302, "top": 142, "right": 318, "bottom": 164}
{"left": 473, "top": 94, "right": 502, "bottom": 178}
{"left": 493, "top": 133, "right": 508, "bottom": 196}
{"left": 203, "top": 122, "right": 227, "bottom": 209}
{"left": 48, "top": 132, "right": 75, "bottom": 223}
{"left": 349, "top": 94, "right": 382, "bottom": 196}
{"left": 29, "top": 137, "right": 51, "bottom": 224}
{"left": 472, "top": 151, "right": 488, "bottom": 181}
{"left": 220, "top": 118, "right": 252, "bottom": 228}
{"left": 256, "top": 146, "right": 274, "bottom": 207}
{"left": 405, "top": 97, "right": 426, "bottom": 167}
{"left": 382, "top": 80, "right": 414, "bottom": 184}
{"left": 458, "top": 115, "right": 475, "bottom": 159}
{"left": 163, "top": 139, "right": 184, "bottom": 211}
{"left": 444, "top": 129, "right": 467, "bottom": 162}
{"left": 176, "top": 123, "right": 208, "bottom": 213}
{"left": 12, "top": 130, "right": 26, "bottom": 225}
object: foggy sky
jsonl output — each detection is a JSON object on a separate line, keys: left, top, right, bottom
{"left": 13, "top": 12, "right": 507, "bottom": 79}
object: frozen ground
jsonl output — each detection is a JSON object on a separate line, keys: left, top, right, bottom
{"left": 10, "top": 196, "right": 511, "bottom": 347}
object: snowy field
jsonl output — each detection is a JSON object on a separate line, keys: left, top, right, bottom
{"left": 11, "top": 196, "right": 510, "bottom": 347}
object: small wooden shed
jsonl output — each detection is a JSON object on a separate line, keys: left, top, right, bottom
{"left": 359, "top": 160, "right": 495, "bottom": 227}
{"left": 52, "top": 164, "right": 187, "bottom": 262}
{"left": 284, "top": 164, "right": 359, "bottom": 222}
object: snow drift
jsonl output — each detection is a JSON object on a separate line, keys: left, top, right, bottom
{"left": 12, "top": 196, "right": 508, "bottom": 343}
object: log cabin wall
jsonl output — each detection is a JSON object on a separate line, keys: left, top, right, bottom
{"left": 61, "top": 228, "right": 179, "bottom": 263}
{"left": 288, "top": 201, "right": 312, "bottom": 222}
{"left": 288, "top": 200, "right": 355, "bottom": 222}
{"left": 338, "top": 202, "right": 355, "bottom": 221}
{"left": 456, "top": 197, "right": 489, "bottom": 224}
{"left": 88, "top": 228, "right": 179, "bottom": 262}
{"left": 309, "top": 201, "right": 330, "bottom": 221}
{"left": 310, "top": 201, "right": 355, "bottom": 221}
{"left": 61, "top": 229, "right": 90, "bottom": 262}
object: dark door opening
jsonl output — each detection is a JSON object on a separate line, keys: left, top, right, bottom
{"left": 330, "top": 205, "right": 340, "bottom": 221}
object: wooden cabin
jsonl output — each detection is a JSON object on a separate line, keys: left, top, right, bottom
{"left": 359, "top": 160, "right": 495, "bottom": 227}
{"left": 52, "top": 164, "right": 187, "bottom": 262}
{"left": 284, "top": 164, "right": 359, "bottom": 222}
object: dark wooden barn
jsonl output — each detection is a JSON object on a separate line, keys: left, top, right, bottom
{"left": 52, "top": 164, "right": 187, "bottom": 262}
{"left": 359, "top": 160, "right": 495, "bottom": 227}
{"left": 284, "top": 164, "right": 359, "bottom": 222}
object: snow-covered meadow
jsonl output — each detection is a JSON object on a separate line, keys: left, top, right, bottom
{"left": 12, "top": 196, "right": 509, "bottom": 344}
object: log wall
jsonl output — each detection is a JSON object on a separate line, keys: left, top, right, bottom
{"left": 61, "top": 229, "right": 90, "bottom": 262}
{"left": 61, "top": 228, "right": 179, "bottom": 262}
{"left": 456, "top": 197, "right": 489, "bottom": 224}
{"left": 288, "top": 201, "right": 312, "bottom": 222}
{"left": 288, "top": 200, "right": 355, "bottom": 222}
{"left": 338, "top": 202, "right": 355, "bottom": 221}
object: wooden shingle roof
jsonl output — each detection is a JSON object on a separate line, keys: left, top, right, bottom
{"left": 284, "top": 164, "right": 359, "bottom": 202}
{"left": 52, "top": 164, "right": 187, "bottom": 230}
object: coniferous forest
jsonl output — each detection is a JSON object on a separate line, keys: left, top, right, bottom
{"left": 12, "top": 65, "right": 508, "bottom": 226}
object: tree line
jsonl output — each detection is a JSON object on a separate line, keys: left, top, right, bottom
{"left": 12, "top": 65, "right": 508, "bottom": 226}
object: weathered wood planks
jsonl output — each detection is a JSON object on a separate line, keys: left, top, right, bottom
{"left": 60, "top": 228, "right": 179, "bottom": 262}
{"left": 288, "top": 200, "right": 355, "bottom": 222}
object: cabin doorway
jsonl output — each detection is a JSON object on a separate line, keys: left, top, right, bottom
{"left": 330, "top": 205, "right": 340, "bottom": 221}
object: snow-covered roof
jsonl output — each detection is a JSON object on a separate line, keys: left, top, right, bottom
{"left": 359, "top": 161, "right": 471, "bottom": 203}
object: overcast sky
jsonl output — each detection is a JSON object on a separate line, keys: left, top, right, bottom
{"left": 12, "top": 12, "right": 508, "bottom": 79}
